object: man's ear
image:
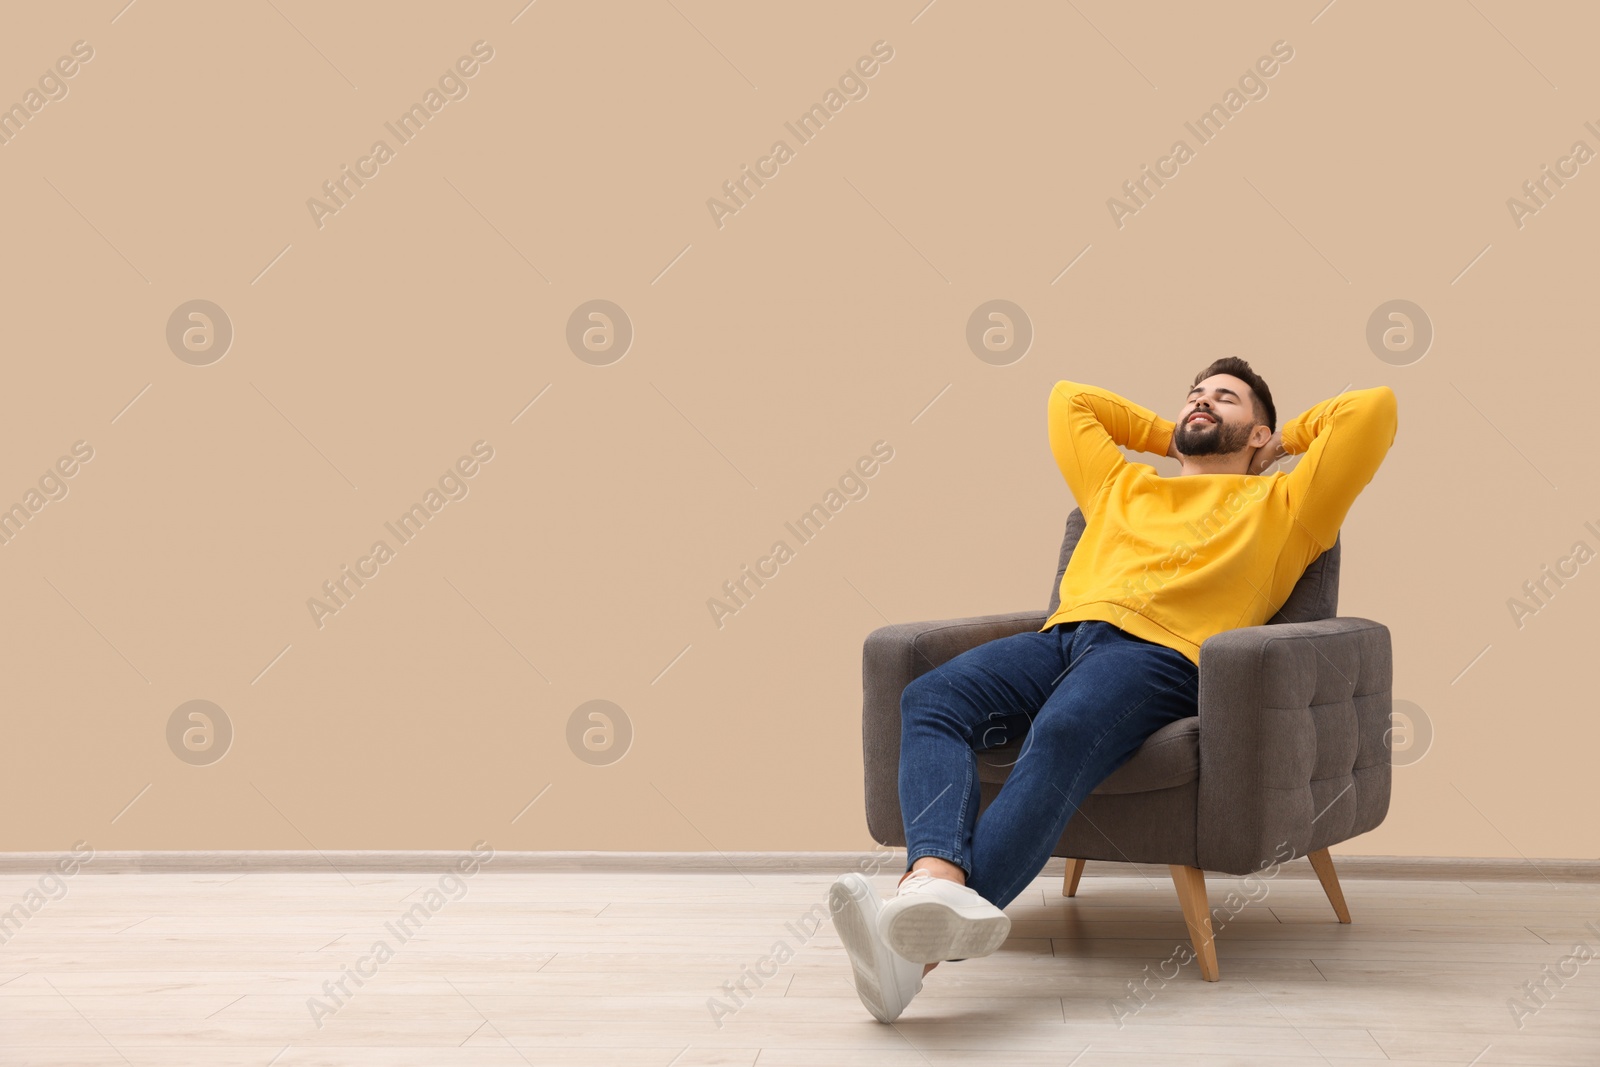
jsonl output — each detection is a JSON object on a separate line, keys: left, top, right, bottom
{"left": 1249, "top": 424, "right": 1272, "bottom": 448}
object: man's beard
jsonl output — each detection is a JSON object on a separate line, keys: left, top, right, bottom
{"left": 1174, "top": 415, "right": 1254, "bottom": 457}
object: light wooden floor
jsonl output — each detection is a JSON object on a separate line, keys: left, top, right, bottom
{"left": 1, "top": 863, "right": 1598, "bottom": 1065}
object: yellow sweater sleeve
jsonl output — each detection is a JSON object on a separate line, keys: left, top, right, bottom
{"left": 1048, "top": 381, "right": 1176, "bottom": 514}
{"left": 1280, "top": 385, "right": 1399, "bottom": 550}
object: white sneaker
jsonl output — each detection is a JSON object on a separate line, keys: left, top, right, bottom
{"left": 829, "top": 872, "right": 925, "bottom": 1023}
{"left": 876, "top": 870, "right": 1011, "bottom": 964}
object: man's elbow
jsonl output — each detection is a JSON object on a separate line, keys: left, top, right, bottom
{"left": 1352, "top": 385, "right": 1398, "bottom": 448}
{"left": 1049, "top": 380, "right": 1089, "bottom": 406}
{"left": 1372, "top": 385, "right": 1398, "bottom": 445}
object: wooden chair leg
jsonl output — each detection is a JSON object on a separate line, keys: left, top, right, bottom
{"left": 1307, "top": 847, "right": 1352, "bottom": 923}
{"left": 1168, "top": 864, "right": 1220, "bottom": 982}
{"left": 1062, "top": 858, "right": 1086, "bottom": 897}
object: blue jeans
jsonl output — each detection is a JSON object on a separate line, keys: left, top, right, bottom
{"left": 898, "top": 620, "right": 1199, "bottom": 910}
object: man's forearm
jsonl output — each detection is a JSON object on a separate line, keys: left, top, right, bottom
{"left": 1049, "top": 381, "right": 1174, "bottom": 507}
{"left": 1279, "top": 385, "right": 1399, "bottom": 548}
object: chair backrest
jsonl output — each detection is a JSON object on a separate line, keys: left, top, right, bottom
{"left": 1045, "top": 507, "right": 1341, "bottom": 624}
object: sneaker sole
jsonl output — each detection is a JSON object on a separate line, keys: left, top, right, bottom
{"left": 828, "top": 875, "right": 900, "bottom": 1023}
{"left": 879, "top": 898, "right": 1011, "bottom": 964}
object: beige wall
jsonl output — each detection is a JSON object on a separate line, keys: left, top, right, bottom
{"left": 3, "top": 1, "right": 1595, "bottom": 859}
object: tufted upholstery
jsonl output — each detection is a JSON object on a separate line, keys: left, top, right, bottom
{"left": 862, "top": 507, "right": 1393, "bottom": 877}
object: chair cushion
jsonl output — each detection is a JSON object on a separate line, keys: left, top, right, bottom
{"left": 976, "top": 715, "right": 1199, "bottom": 794}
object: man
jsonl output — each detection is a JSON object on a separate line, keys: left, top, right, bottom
{"left": 830, "top": 357, "right": 1398, "bottom": 1022}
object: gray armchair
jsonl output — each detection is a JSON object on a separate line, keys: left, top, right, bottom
{"left": 861, "top": 507, "right": 1394, "bottom": 980}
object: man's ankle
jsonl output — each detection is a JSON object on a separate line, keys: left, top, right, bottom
{"left": 903, "top": 857, "right": 967, "bottom": 887}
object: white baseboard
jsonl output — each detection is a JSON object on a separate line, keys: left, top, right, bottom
{"left": 0, "top": 850, "right": 1595, "bottom": 881}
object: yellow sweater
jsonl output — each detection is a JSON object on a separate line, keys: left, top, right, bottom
{"left": 1042, "top": 380, "right": 1398, "bottom": 665}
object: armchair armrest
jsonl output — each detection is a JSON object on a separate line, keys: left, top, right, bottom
{"left": 1195, "top": 617, "right": 1394, "bottom": 875}
{"left": 862, "top": 610, "right": 1048, "bottom": 846}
